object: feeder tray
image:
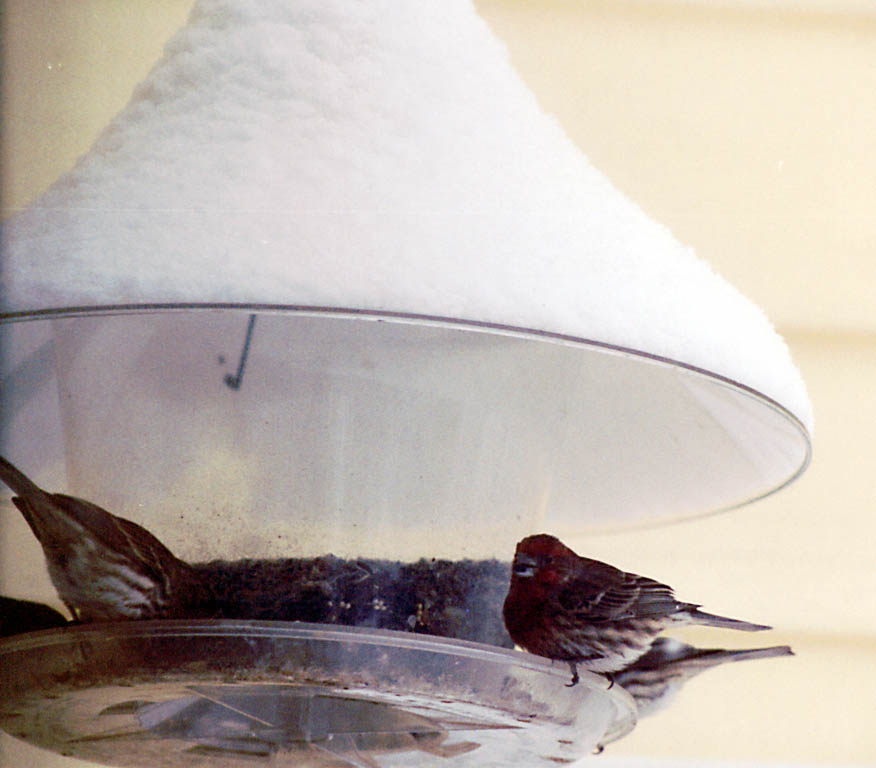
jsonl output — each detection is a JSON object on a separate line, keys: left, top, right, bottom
{"left": 0, "top": 621, "right": 636, "bottom": 767}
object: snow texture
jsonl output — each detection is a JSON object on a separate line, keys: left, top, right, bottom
{"left": 0, "top": 0, "right": 812, "bottom": 430}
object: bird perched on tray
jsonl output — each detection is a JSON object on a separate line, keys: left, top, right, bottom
{"left": 503, "top": 533, "right": 773, "bottom": 686}
{"left": 0, "top": 456, "right": 362, "bottom": 624}
{"left": 0, "top": 456, "right": 513, "bottom": 641}
{"left": 0, "top": 456, "right": 209, "bottom": 622}
{"left": 613, "top": 637, "right": 793, "bottom": 718}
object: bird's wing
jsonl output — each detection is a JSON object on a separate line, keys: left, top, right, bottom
{"left": 44, "top": 493, "right": 182, "bottom": 583}
{"left": 557, "top": 561, "right": 681, "bottom": 621}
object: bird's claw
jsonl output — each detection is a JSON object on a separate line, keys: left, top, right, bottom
{"left": 566, "top": 663, "right": 579, "bottom": 687}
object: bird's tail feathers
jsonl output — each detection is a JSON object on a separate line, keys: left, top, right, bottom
{"left": 0, "top": 456, "right": 52, "bottom": 502}
{"left": 687, "top": 608, "right": 772, "bottom": 632}
{"left": 720, "top": 645, "right": 794, "bottom": 661}
{"left": 0, "top": 457, "right": 69, "bottom": 543}
{"left": 679, "top": 644, "right": 794, "bottom": 673}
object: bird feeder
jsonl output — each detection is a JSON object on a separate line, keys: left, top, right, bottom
{"left": 0, "top": 0, "right": 811, "bottom": 765}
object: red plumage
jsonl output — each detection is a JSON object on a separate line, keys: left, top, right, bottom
{"left": 502, "top": 534, "right": 772, "bottom": 685}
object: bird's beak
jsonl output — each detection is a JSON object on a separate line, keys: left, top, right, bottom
{"left": 512, "top": 553, "right": 537, "bottom": 578}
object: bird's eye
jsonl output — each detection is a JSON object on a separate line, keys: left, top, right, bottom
{"left": 512, "top": 562, "right": 537, "bottom": 577}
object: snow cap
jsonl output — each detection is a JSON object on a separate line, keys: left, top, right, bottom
{"left": 1, "top": 0, "right": 812, "bottom": 431}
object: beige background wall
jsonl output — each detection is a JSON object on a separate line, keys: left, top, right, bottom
{"left": 2, "top": 1, "right": 875, "bottom": 765}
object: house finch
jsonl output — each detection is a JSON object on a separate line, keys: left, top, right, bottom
{"left": 503, "top": 534, "right": 772, "bottom": 686}
{"left": 0, "top": 456, "right": 206, "bottom": 622}
{"left": 613, "top": 637, "right": 793, "bottom": 718}
{"left": 0, "top": 456, "right": 514, "bottom": 641}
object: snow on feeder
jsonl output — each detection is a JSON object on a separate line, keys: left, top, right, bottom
{"left": 0, "top": 0, "right": 810, "bottom": 765}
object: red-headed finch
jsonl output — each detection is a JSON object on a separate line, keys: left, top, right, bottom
{"left": 502, "top": 534, "right": 772, "bottom": 685}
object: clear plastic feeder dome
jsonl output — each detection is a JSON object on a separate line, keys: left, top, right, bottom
{"left": 1, "top": 306, "right": 810, "bottom": 544}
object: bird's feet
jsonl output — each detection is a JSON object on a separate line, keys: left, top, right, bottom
{"left": 565, "top": 662, "right": 579, "bottom": 687}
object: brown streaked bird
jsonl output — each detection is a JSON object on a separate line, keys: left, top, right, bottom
{"left": 0, "top": 456, "right": 206, "bottom": 622}
{"left": 613, "top": 637, "right": 793, "bottom": 718}
{"left": 502, "top": 534, "right": 772, "bottom": 686}
{"left": 0, "top": 456, "right": 516, "bottom": 639}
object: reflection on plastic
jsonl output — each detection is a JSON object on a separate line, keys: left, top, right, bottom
{"left": 586, "top": 639, "right": 794, "bottom": 754}
{"left": 96, "top": 685, "right": 485, "bottom": 765}
{"left": 612, "top": 637, "right": 794, "bottom": 720}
